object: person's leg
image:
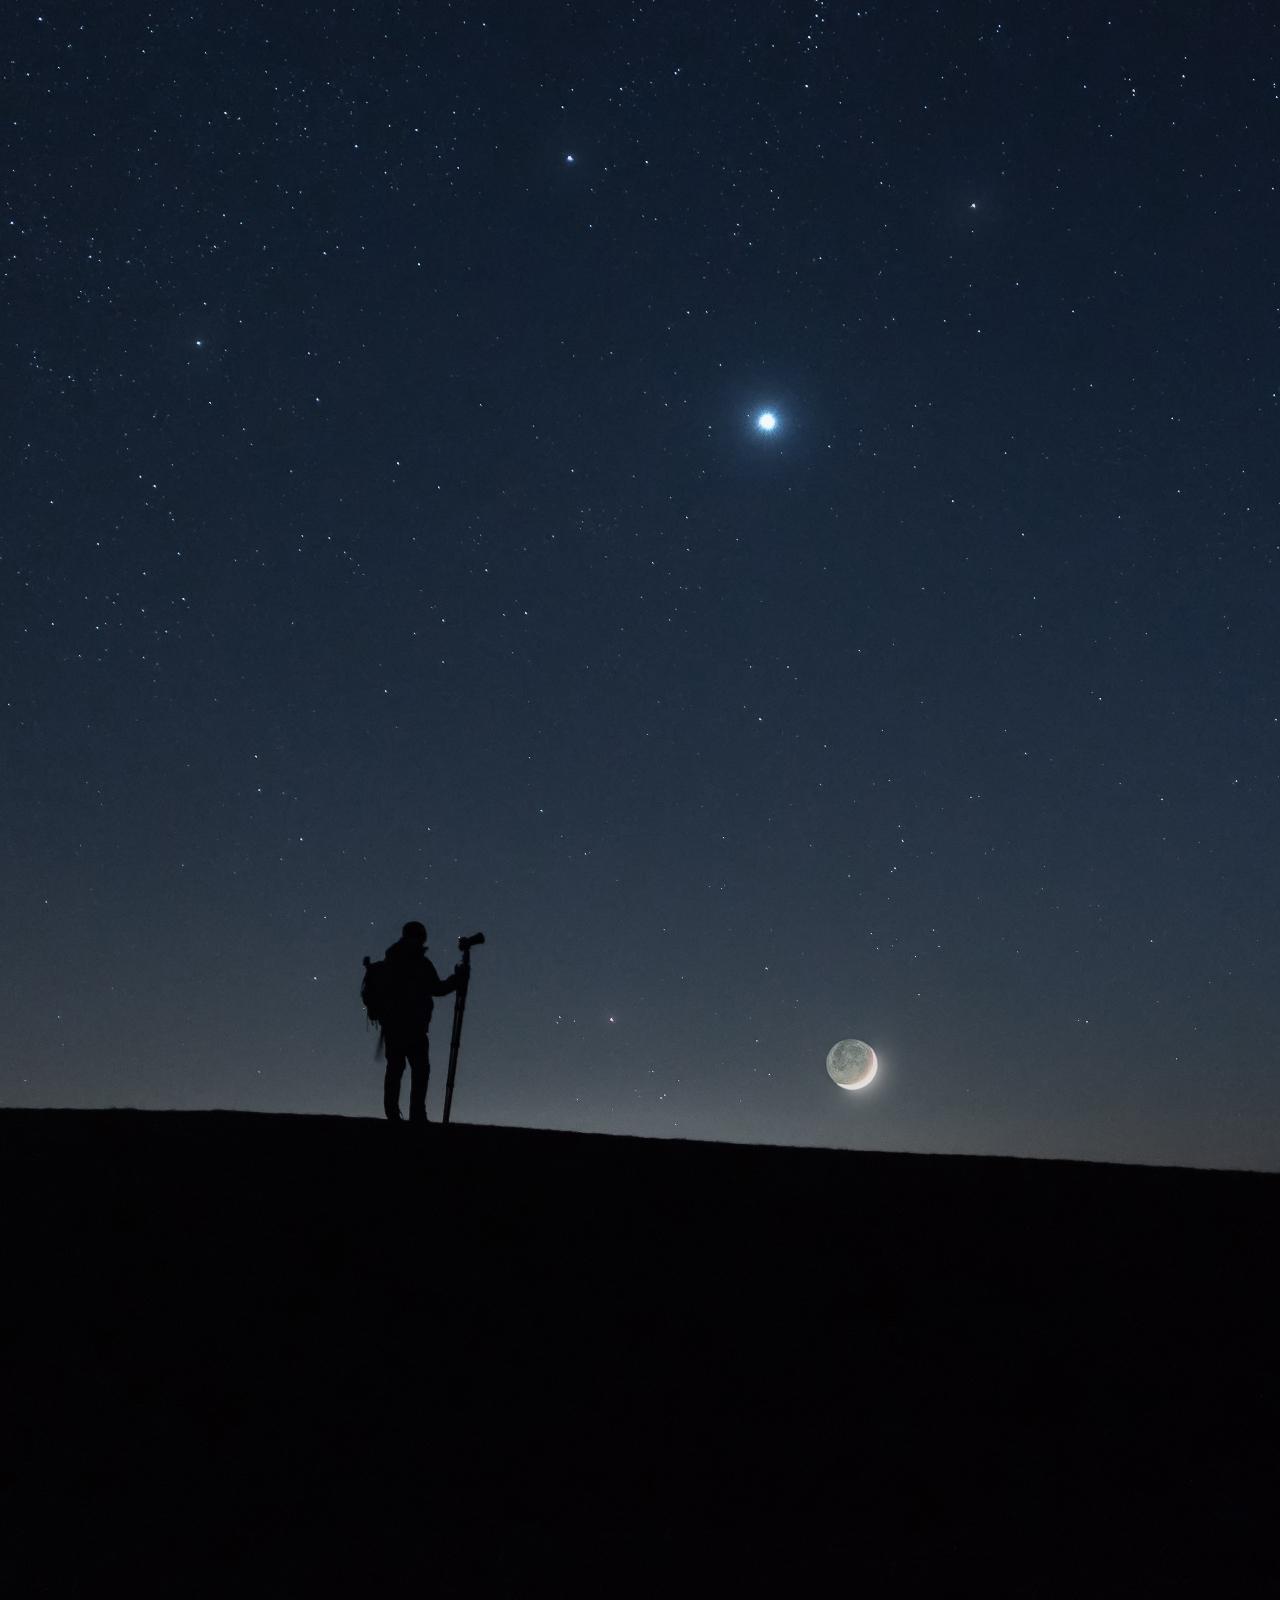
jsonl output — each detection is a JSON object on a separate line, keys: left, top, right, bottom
{"left": 407, "top": 1036, "right": 431, "bottom": 1122}
{"left": 384, "top": 1035, "right": 407, "bottom": 1121}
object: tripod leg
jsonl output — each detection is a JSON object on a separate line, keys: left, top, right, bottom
{"left": 441, "top": 944, "right": 477, "bottom": 1128}
{"left": 442, "top": 987, "right": 467, "bottom": 1126}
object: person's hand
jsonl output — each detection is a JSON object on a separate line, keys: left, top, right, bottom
{"left": 454, "top": 962, "right": 469, "bottom": 984}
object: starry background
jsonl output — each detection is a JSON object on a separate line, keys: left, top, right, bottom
{"left": 4, "top": 1, "right": 1278, "bottom": 1170}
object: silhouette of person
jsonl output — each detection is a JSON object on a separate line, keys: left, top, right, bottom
{"left": 378, "top": 920, "right": 464, "bottom": 1123}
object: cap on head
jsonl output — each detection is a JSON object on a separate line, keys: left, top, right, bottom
{"left": 402, "top": 920, "right": 428, "bottom": 945}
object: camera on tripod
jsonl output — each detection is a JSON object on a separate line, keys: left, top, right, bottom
{"left": 459, "top": 932, "right": 485, "bottom": 953}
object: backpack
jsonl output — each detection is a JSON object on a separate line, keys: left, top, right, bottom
{"left": 361, "top": 956, "right": 390, "bottom": 1025}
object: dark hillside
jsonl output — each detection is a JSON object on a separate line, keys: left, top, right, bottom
{"left": 3, "top": 1110, "right": 1276, "bottom": 1589}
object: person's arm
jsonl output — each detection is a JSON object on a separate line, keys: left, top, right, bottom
{"left": 426, "top": 959, "right": 460, "bottom": 998}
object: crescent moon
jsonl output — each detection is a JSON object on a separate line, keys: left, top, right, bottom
{"left": 826, "top": 1039, "right": 878, "bottom": 1091}
{"left": 838, "top": 1048, "right": 877, "bottom": 1090}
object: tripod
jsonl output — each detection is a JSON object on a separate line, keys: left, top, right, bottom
{"left": 442, "top": 932, "right": 485, "bottom": 1126}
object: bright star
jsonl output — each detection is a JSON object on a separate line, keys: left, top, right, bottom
{"left": 756, "top": 411, "right": 778, "bottom": 432}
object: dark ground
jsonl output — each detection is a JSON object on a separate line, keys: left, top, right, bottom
{"left": 2, "top": 1109, "right": 1276, "bottom": 1591}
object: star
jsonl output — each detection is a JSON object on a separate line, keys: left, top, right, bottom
{"left": 756, "top": 410, "right": 778, "bottom": 432}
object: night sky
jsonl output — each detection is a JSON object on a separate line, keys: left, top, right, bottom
{"left": 4, "top": 2, "right": 1278, "bottom": 1170}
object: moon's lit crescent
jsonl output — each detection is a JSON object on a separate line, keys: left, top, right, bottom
{"left": 839, "top": 1048, "right": 877, "bottom": 1090}
{"left": 826, "top": 1039, "right": 878, "bottom": 1091}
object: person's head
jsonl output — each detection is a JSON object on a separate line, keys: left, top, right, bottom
{"left": 402, "top": 920, "right": 428, "bottom": 948}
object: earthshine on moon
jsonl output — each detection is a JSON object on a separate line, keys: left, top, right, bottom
{"left": 826, "top": 1038, "right": 878, "bottom": 1091}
